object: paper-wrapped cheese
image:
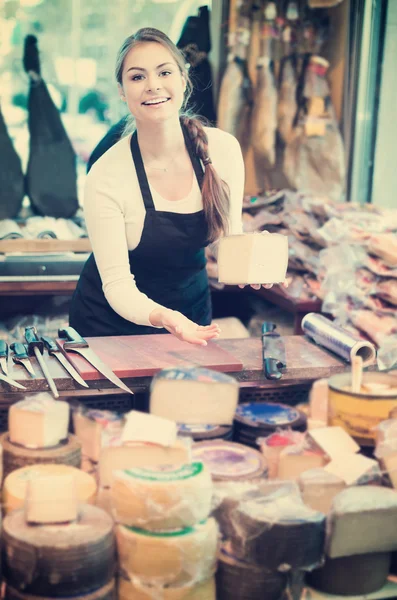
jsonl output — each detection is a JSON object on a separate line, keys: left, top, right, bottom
{"left": 327, "top": 486, "right": 397, "bottom": 558}
{"left": 217, "top": 233, "right": 288, "bottom": 285}
{"left": 150, "top": 367, "right": 239, "bottom": 426}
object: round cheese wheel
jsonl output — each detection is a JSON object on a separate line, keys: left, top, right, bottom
{"left": 111, "top": 463, "right": 212, "bottom": 530}
{"left": 118, "top": 576, "right": 216, "bottom": 600}
{"left": 5, "top": 580, "right": 116, "bottom": 600}
{"left": 3, "top": 506, "right": 116, "bottom": 597}
{"left": 1, "top": 432, "right": 82, "bottom": 482}
{"left": 192, "top": 441, "right": 266, "bottom": 481}
{"left": 3, "top": 464, "right": 97, "bottom": 515}
{"left": 117, "top": 518, "right": 218, "bottom": 585}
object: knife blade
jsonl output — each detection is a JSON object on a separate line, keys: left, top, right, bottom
{"left": 0, "top": 339, "right": 9, "bottom": 376}
{"left": 41, "top": 336, "right": 89, "bottom": 388}
{"left": 25, "top": 327, "right": 59, "bottom": 398}
{"left": 262, "top": 322, "right": 287, "bottom": 380}
{"left": 58, "top": 326, "right": 133, "bottom": 395}
{"left": 10, "top": 342, "right": 36, "bottom": 377}
{"left": 0, "top": 369, "right": 27, "bottom": 390}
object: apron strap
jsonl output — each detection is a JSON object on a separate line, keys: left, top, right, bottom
{"left": 130, "top": 122, "right": 205, "bottom": 211}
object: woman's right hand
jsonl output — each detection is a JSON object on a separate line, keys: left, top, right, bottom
{"left": 150, "top": 308, "right": 220, "bottom": 346}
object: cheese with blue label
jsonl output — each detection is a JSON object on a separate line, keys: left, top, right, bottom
{"left": 150, "top": 367, "right": 239, "bottom": 425}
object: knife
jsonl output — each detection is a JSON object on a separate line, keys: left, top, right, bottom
{"left": 41, "top": 336, "right": 89, "bottom": 388}
{"left": 262, "top": 322, "right": 287, "bottom": 381}
{"left": 10, "top": 342, "right": 36, "bottom": 377}
{"left": 0, "top": 339, "right": 9, "bottom": 376}
{"left": 0, "top": 369, "right": 27, "bottom": 390}
{"left": 58, "top": 326, "right": 133, "bottom": 395}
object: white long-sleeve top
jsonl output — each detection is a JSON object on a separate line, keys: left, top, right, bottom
{"left": 83, "top": 126, "right": 245, "bottom": 327}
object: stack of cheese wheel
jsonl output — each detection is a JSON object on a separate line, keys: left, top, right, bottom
{"left": 3, "top": 473, "right": 116, "bottom": 599}
{"left": 1, "top": 394, "right": 81, "bottom": 481}
{"left": 192, "top": 441, "right": 267, "bottom": 482}
{"left": 111, "top": 462, "right": 218, "bottom": 599}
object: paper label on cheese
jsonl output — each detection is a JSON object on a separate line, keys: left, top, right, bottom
{"left": 125, "top": 524, "right": 200, "bottom": 537}
{"left": 309, "top": 426, "right": 360, "bottom": 459}
{"left": 324, "top": 453, "right": 378, "bottom": 485}
{"left": 153, "top": 367, "right": 236, "bottom": 384}
{"left": 193, "top": 444, "right": 262, "bottom": 477}
{"left": 122, "top": 463, "right": 203, "bottom": 482}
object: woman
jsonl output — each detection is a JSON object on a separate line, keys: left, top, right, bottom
{"left": 70, "top": 28, "right": 264, "bottom": 346}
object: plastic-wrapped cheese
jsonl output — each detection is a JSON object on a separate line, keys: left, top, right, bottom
{"left": 217, "top": 233, "right": 288, "bottom": 285}
{"left": 9, "top": 394, "right": 69, "bottom": 449}
{"left": 150, "top": 367, "right": 239, "bottom": 426}
{"left": 99, "top": 439, "right": 191, "bottom": 487}
{"left": 215, "top": 481, "right": 325, "bottom": 570}
{"left": 327, "top": 486, "right": 397, "bottom": 558}
{"left": 3, "top": 464, "right": 97, "bottom": 515}
{"left": 298, "top": 468, "right": 345, "bottom": 514}
{"left": 278, "top": 446, "right": 326, "bottom": 481}
{"left": 118, "top": 576, "right": 216, "bottom": 600}
{"left": 73, "top": 407, "right": 124, "bottom": 462}
{"left": 111, "top": 462, "right": 213, "bottom": 530}
{"left": 117, "top": 519, "right": 218, "bottom": 585}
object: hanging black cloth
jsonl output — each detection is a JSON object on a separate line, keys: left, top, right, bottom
{"left": 0, "top": 105, "right": 24, "bottom": 219}
{"left": 23, "top": 35, "right": 79, "bottom": 218}
{"left": 69, "top": 120, "right": 211, "bottom": 337}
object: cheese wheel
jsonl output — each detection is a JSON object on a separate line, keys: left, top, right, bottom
{"left": 3, "top": 506, "right": 116, "bottom": 596}
{"left": 217, "top": 233, "right": 288, "bottom": 285}
{"left": 9, "top": 395, "right": 70, "bottom": 449}
{"left": 111, "top": 463, "right": 212, "bottom": 530}
{"left": 3, "top": 464, "right": 97, "bottom": 515}
{"left": 1, "top": 432, "right": 82, "bottom": 482}
{"left": 117, "top": 519, "right": 218, "bottom": 585}
{"left": 192, "top": 441, "right": 266, "bottom": 482}
{"left": 25, "top": 474, "right": 78, "bottom": 524}
{"left": 118, "top": 576, "right": 216, "bottom": 600}
{"left": 5, "top": 580, "right": 116, "bottom": 600}
{"left": 150, "top": 367, "right": 239, "bottom": 426}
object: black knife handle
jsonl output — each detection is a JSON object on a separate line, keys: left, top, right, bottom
{"left": 41, "top": 336, "right": 59, "bottom": 355}
{"left": 10, "top": 342, "right": 29, "bottom": 360}
{"left": 0, "top": 340, "right": 8, "bottom": 359}
{"left": 25, "top": 326, "right": 44, "bottom": 355}
{"left": 58, "top": 326, "right": 88, "bottom": 350}
{"left": 262, "top": 322, "right": 277, "bottom": 335}
{"left": 264, "top": 357, "right": 282, "bottom": 380}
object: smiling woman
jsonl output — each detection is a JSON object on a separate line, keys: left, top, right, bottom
{"left": 69, "top": 28, "right": 246, "bottom": 346}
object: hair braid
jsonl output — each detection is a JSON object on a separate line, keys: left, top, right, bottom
{"left": 182, "top": 116, "right": 230, "bottom": 243}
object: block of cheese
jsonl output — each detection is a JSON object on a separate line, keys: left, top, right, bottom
{"left": 117, "top": 519, "right": 218, "bottom": 585}
{"left": 9, "top": 394, "right": 69, "bottom": 449}
{"left": 99, "top": 439, "right": 191, "bottom": 488}
{"left": 226, "top": 488, "right": 326, "bottom": 569}
{"left": 217, "top": 233, "right": 288, "bottom": 285}
{"left": 73, "top": 407, "right": 124, "bottom": 462}
{"left": 298, "top": 468, "right": 346, "bottom": 514}
{"left": 122, "top": 410, "right": 177, "bottom": 446}
{"left": 327, "top": 486, "right": 397, "bottom": 558}
{"left": 309, "top": 426, "right": 360, "bottom": 459}
{"left": 309, "top": 379, "right": 329, "bottom": 423}
{"left": 278, "top": 445, "right": 326, "bottom": 481}
{"left": 150, "top": 367, "right": 239, "bottom": 426}
{"left": 25, "top": 474, "right": 78, "bottom": 523}
{"left": 118, "top": 576, "right": 216, "bottom": 600}
{"left": 111, "top": 462, "right": 212, "bottom": 529}
{"left": 259, "top": 432, "right": 298, "bottom": 479}
{"left": 3, "top": 464, "right": 97, "bottom": 515}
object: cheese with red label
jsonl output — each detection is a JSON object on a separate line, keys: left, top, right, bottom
{"left": 9, "top": 394, "right": 69, "bottom": 449}
{"left": 217, "top": 233, "right": 288, "bottom": 285}
{"left": 111, "top": 462, "right": 213, "bottom": 530}
{"left": 150, "top": 367, "right": 239, "bottom": 426}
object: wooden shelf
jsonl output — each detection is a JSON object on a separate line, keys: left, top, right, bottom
{"left": 0, "top": 239, "right": 91, "bottom": 254}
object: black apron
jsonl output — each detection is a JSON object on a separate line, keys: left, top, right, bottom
{"left": 69, "top": 123, "right": 211, "bottom": 337}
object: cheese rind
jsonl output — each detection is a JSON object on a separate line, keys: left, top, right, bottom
{"left": 150, "top": 367, "right": 239, "bottom": 426}
{"left": 25, "top": 474, "right": 78, "bottom": 523}
{"left": 328, "top": 486, "right": 397, "bottom": 558}
{"left": 116, "top": 519, "right": 218, "bottom": 585}
{"left": 217, "top": 233, "right": 288, "bottom": 285}
{"left": 3, "top": 464, "right": 97, "bottom": 515}
{"left": 99, "top": 439, "right": 191, "bottom": 488}
{"left": 111, "top": 463, "right": 213, "bottom": 530}
{"left": 9, "top": 395, "right": 69, "bottom": 449}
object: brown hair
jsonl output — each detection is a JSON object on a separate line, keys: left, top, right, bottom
{"left": 115, "top": 27, "right": 230, "bottom": 242}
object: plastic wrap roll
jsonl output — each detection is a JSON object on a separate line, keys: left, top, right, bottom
{"left": 302, "top": 313, "right": 376, "bottom": 366}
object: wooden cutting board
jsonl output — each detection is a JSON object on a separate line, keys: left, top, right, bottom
{"left": 56, "top": 334, "right": 244, "bottom": 381}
